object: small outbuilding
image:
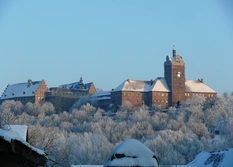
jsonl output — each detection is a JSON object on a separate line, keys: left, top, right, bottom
{"left": 0, "top": 128, "right": 47, "bottom": 167}
{"left": 104, "top": 138, "right": 159, "bottom": 167}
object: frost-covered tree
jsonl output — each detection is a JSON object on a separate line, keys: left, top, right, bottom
{"left": 0, "top": 100, "right": 24, "bottom": 127}
{"left": 70, "top": 95, "right": 90, "bottom": 111}
{"left": 24, "top": 102, "right": 41, "bottom": 116}
{"left": 1, "top": 95, "right": 233, "bottom": 166}
{"left": 143, "top": 130, "right": 206, "bottom": 165}
{"left": 40, "top": 102, "right": 55, "bottom": 116}
{"left": 72, "top": 132, "right": 113, "bottom": 165}
{"left": 0, "top": 106, "right": 16, "bottom": 127}
{"left": 0, "top": 100, "right": 23, "bottom": 115}
{"left": 80, "top": 103, "right": 96, "bottom": 115}
{"left": 121, "top": 101, "right": 133, "bottom": 110}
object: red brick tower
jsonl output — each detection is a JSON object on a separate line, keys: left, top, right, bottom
{"left": 164, "top": 45, "right": 186, "bottom": 106}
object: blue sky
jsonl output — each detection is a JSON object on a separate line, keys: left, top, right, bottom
{"left": 0, "top": 0, "right": 233, "bottom": 95}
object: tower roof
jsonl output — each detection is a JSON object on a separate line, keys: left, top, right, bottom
{"left": 165, "top": 45, "right": 184, "bottom": 63}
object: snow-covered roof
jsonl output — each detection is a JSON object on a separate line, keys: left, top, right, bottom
{"left": 89, "top": 96, "right": 111, "bottom": 101}
{"left": 185, "top": 148, "right": 233, "bottom": 167}
{"left": 59, "top": 82, "right": 93, "bottom": 91}
{"left": 112, "top": 79, "right": 153, "bottom": 92}
{"left": 89, "top": 91, "right": 111, "bottom": 101}
{"left": 4, "top": 125, "right": 27, "bottom": 141}
{"left": 151, "top": 77, "right": 170, "bottom": 92}
{"left": 1, "top": 80, "right": 42, "bottom": 100}
{"left": 104, "top": 139, "right": 158, "bottom": 167}
{"left": 185, "top": 80, "right": 216, "bottom": 93}
{"left": 0, "top": 128, "right": 45, "bottom": 155}
{"left": 113, "top": 78, "right": 170, "bottom": 93}
{"left": 91, "top": 91, "right": 111, "bottom": 97}
{"left": 71, "top": 165, "right": 103, "bottom": 167}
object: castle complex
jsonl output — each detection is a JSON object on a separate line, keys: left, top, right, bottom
{"left": 0, "top": 47, "right": 217, "bottom": 111}
{"left": 90, "top": 47, "right": 217, "bottom": 109}
{"left": 0, "top": 77, "right": 96, "bottom": 111}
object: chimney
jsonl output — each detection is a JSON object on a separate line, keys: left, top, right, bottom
{"left": 198, "top": 78, "right": 204, "bottom": 83}
{"left": 150, "top": 79, "right": 153, "bottom": 85}
{"left": 28, "top": 79, "right": 32, "bottom": 87}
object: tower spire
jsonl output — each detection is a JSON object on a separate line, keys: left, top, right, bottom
{"left": 173, "top": 44, "right": 176, "bottom": 57}
{"left": 80, "top": 75, "right": 83, "bottom": 84}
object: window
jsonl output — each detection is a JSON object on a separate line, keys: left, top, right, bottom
{"left": 177, "top": 72, "right": 181, "bottom": 77}
{"left": 162, "top": 93, "right": 164, "bottom": 96}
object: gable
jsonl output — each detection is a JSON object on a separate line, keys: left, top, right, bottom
{"left": 4, "top": 125, "right": 28, "bottom": 141}
{"left": 151, "top": 77, "right": 170, "bottom": 92}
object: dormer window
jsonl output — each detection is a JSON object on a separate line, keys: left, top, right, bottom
{"left": 177, "top": 72, "right": 181, "bottom": 77}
